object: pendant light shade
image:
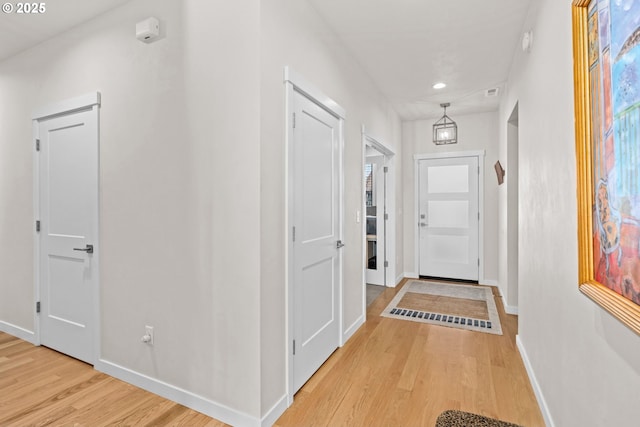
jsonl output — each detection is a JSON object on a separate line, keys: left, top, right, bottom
{"left": 433, "top": 103, "right": 457, "bottom": 145}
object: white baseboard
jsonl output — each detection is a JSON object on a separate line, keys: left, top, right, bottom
{"left": 0, "top": 321, "right": 35, "bottom": 344}
{"left": 481, "top": 279, "right": 498, "bottom": 286}
{"left": 261, "top": 394, "right": 288, "bottom": 427}
{"left": 96, "top": 359, "right": 261, "bottom": 427}
{"left": 404, "top": 272, "right": 419, "bottom": 279}
{"left": 516, "top": 335, "right": 554, "bottom": 427}
{"left": 343, "top": 314, "right": 364, "bottom": 344}
{"left": 502, "top": 296, "right": 519, "bottom": 315}
{"left": 394, "top": 273, "right": 404, "bottom": 286}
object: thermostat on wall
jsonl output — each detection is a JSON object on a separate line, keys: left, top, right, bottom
{"left": 136, "top": 17, "right": 160, "bottom": 43}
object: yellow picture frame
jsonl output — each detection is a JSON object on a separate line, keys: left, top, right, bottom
{"left": 572, "top": 0, "right": 640, "bottom": 335}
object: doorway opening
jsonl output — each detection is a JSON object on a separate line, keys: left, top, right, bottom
{"left": 365, "top": 153, "right": 385, "bottom": 285}
{"left": 505, "top": 104, "right": 519, "bottom": 314}
{"left": 362, "top": 130, "right": 396, "bottom": 310}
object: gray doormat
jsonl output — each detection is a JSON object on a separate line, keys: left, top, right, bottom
{"left": 381, "top": 280, "right": 502, "bottom": 335}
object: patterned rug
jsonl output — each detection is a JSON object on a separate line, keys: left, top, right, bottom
{"left": 435, "top": 410, "right": 523, "bottom": 427}
{"left": 381, "top": 280, "right": 502, "bottom": 335}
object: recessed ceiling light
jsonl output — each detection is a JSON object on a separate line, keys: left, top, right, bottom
{"left": 433, "top": 82, "right": 446, "bottom": 89}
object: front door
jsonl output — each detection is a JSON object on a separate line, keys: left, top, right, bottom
{"left": 418, "top": 156, "right": 479, "bottom": 281}
{"left": 292, "top": 89, "right": 341, "bottom": 393}
{"left": 36, "top": 100, "right": 99, "bottom": 364}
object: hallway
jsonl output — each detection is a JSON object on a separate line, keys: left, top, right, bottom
{"left": 275, "top": 279, "right": 543, "bottom": 426}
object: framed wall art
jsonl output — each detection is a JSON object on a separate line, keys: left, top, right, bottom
{"left": 573, "top": 0, "right": 640, "bottom": 335}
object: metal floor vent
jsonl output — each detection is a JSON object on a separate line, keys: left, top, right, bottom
{"left": 389, "top": 307, "right": 493, "bottom": 329}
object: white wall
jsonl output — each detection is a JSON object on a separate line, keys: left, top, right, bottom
{"left": 0, "top": 0, "right": 263, "bottom": 421}
{"left": 0, "top": 58, "right": 35, "bottom": 338}
{"left": 402, "top": 112, "right": 499, "bottom": 283}
{"left": 502, "top": 0, "right": 640, "bottom": 425}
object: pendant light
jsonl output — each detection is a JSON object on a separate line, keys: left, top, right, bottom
{"left": 433, "top": 103, "right": 458, "bottom": 145}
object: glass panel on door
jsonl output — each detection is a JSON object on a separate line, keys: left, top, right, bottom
{"left": 365, "top": 163, "right": 377, "bottom": 270}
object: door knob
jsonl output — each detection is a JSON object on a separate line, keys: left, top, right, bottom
{"left": 336, "top": 240, "right": 345, "bottom": 249}
{"left": 73, "top": 244, "right": 94, "bottom": 254}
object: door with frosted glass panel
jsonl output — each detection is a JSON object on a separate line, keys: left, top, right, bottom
{"left": 418, "top": 156, "right": 479, "bottom": 281}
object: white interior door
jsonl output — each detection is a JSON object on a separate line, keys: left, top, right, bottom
{"left": 292, "top": 89, "right": 341, "bottom": 393}
{"left": 418, "top": 156, "right": 479, "bottom": 281}
{"left": 365, "top": 154, "right": 386, "bottom": 286}
{"left": 36, "top": 100, "right": 99, "bottom": 364}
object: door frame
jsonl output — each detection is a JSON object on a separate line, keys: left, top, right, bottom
{"left": 284, "top": 67, "right": 345, "bottom": 404}
{"left": 505, "top": 103, "right": 520, "bottom": 314}
{"left": 32, "top": 92, "right": 101, "bottom": 364}
{"left": 413, "top": 150, "right": 485, "bottom": 282}
{"left": 361, "top": 128, "right": 396, "bottom": 312}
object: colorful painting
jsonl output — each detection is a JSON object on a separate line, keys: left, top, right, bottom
{"left": 589, "top": 0, "right": 640, "bottom": 306}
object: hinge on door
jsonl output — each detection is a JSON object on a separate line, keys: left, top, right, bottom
{"left": 384, "top": 260, "right": 389, "bottom": 268}
{"left": 35, "top": 139, "right": 40, "bottom": 151}
{"left": 293, "top": 112, "right": 296, "bottom": 129}
{"left": 292, "top": 226, "right": 296, "bottom": 242}
{"left": 36, "top": 220, "right": 40, "bottom": 232}
{"left": 384, "top": 166, "right": 388, "bottom": 173}
{"left": 478, "top": 258, "right": 480, "bottom": 266}
{"left": 384, "top": 213, "right": 389, "bottom": 220}
{"left": 36, "top": 301, "right": 40, "bottom": 313}
{"left": 293, "top": 340, "right": 296, "bottom": 355}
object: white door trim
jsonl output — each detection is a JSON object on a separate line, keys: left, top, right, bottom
{"left": 284, "top": 67, "right": 344, "bottom": 405}
{"left": 33, "top": 92, "right": 101, "bottom": 121}
{"left": 361, "top": 127, "right": 397, "bottom": 319}
{"left": 33, "top": 92, "right": 101, "bottom": 364}
{"left": 413, "top": 150, "right": 485, "bottom": 282}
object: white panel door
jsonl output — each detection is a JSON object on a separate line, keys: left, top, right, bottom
{"left": 418, "top": 156, "right": 479, "bottom": 281}
{"left": 292, "top": 90, "right": 341, "bottom": 392}
{"left": 37, "top": 107, "right": 98, "bottom": 364}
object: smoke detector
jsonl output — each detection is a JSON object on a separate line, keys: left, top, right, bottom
{"left": 136, "top": 17, "right": 160, "bottom": 43}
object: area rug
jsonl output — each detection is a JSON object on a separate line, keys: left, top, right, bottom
{"left": 435, "top": 410, "right": 522, "bottom": 427}
{"left": 380, "top": 280, "right": 502, "bottom": 335}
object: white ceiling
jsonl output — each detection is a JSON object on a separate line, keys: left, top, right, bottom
{"left": 0, "top": 0, "right": 532, "bottom": 121}
{"left": 308, "top": 0, "right": 533, "bottom": 120}
{"left": 0, "top": 0, "right": 131, "bottom": 62}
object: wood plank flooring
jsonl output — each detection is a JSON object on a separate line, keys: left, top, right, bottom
{"left": 1, "top": 279, "right": 544, "bottom": 426}
{"left": 0, "top": 333, "right": 227, "bottom": 427}
{"left": 274, "top": 279, "right": 545, "bottom": 427}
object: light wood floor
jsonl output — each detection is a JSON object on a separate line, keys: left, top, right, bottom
{"left": 0, "top": 334, "right": 227, "bottom": 427}
{"left": 274, "top": 279, "right": 545, "bottom": 427}
{"left": 1, "top": 279, "right": 544, "bottom": 426}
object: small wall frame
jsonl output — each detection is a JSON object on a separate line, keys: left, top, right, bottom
{"left": 494, "top": 161, "right": 505, "bottom": 185}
